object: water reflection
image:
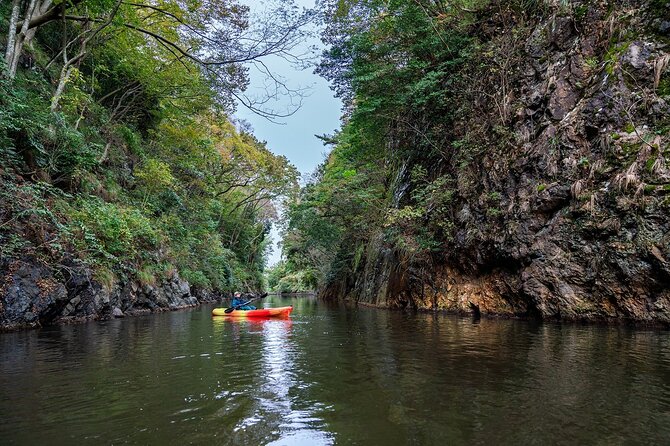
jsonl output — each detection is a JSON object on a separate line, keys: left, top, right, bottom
{"left": 1, "top": 297, "right": 669, "bottom": 445}
{"left": 210, "top": 314, "right": 334, "bottom": 445}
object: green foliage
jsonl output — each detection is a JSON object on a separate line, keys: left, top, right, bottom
{"left": 0, "top": 73, "right": 101, "bottom": 176}
{"left": 585, "top": 57, "right": 599, "bottom": 70}
{"left": 0, "top": 173, "right": 72, "bottom": 261}
{"left": 117, "top": 126, "right": 144, "bottom": 156}
{"left": 0, "top": 3, "right": 301, "bottom": 293}
{"left": 276, "top": 271, "right": 317, "bottom": 293}
{"left": 318, "top": 0, "right": 473, "bottom": 162}
{"left": 266, "top": 261, "right": 317, "bottom": 293}
{"left": 63, "top": 197, "right": 158, "bottom": 267}
{"left": 275, "top": 0, "right": 476, "bottom": 290}
{"left": 135, "top": 159, "right": 176, "bottom": 196}
{"left": 657, "top": 73, "right": 670, "bottom": 97}
{"left": 604, "top": 42, "right": 630, "bottom": 76}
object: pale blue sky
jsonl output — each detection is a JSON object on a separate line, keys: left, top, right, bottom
{"left": 235, "top": 0, "right": 342, "bottom": 266}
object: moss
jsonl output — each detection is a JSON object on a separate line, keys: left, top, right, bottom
{"left": 658, "top": 76, "right": 670, "bottom": 97}
{"left": 574, "top": 301, "right": 594, "bottom": 314}
{"left": 621, "top": 142, "right": 642, "bottom": 157}
{"left": 604, "top": 42, "right": 631, "bottom": 76}
{"left": 624, "top": 122, "right": 636, "bottom": 133}
{"left": 585, "top": 57, "right": 600, "bottom": 71}
{"left": 488, "top": 191, "right": 502, "bottom": 201}
{"left": 486, "top": 207, "right": 501, "bottom": 217}
{"left": 646, "top": 157, "right": 659, "bottom": 173}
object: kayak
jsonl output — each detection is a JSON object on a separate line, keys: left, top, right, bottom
{"left": 211, "top": 306, "right": 293, "bottom": 318}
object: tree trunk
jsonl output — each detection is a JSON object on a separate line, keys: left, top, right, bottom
{"left": 9, "top": 0, "right": 39, "bottom": 78}
{"left": 50, "top": 0, "right": 122, "bottom": 111}
{"left": 3, "top": 0, "right": 22, "bottom": 78}
{"left": 16, "top": 1, "right": 53, "bottom": 69}
{"left": 51, "top": 65, "right": 73, "bottom": 111}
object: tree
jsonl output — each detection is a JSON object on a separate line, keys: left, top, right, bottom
{"left": 3, "top": 0, "right": 316, "bottom": 117}
{"left": 276, "top": 0, "right": 475, "bottom": 291}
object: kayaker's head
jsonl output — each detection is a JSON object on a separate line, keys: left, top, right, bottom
{"left": 234, "top": 291, "right": 241, "bottom": 298}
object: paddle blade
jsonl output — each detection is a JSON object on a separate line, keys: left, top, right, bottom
{"left": 224, "top": 307, "right": 235, "bottom": 314}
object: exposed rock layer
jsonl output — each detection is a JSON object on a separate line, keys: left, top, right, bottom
{"left": 1, "top": 258, "right": 217, "bottom": 331}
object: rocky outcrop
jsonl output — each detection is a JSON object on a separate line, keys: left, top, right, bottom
{"left": 1, "top": 261, "right": 69, "bottom": 327}
{"left": 0, "top": 258, "right": 219, "bottom": 331}
{"left": 325, "top": 1, "right": 670, "bottom": 325}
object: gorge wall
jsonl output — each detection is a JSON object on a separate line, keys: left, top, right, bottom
{"left": 323, "top": 1, "right": 670, "bottom": 324}
{"left": 1, "top": 257, "right": 218, "bottom": 331}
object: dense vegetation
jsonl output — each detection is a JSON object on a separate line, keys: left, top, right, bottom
{"left": 272, "top": 0, "right": 478, "bottom": 293}
{"left": 0, "top": 0, "right": 304, "bottom": 294}
{"left": 273, "top": 0, "right": 670, "bottom": 317}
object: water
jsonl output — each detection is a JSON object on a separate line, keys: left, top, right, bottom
{"left": 1, "top": 296, "right": 669, "bottom": 445}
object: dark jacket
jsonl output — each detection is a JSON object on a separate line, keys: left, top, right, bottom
{"left": 231, "top": 297, "right": 256, "bottom": 310}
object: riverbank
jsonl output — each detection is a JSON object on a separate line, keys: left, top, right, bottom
{"left": 280, "top": 0, "right": 670, "bottom": 326}
{"left": 353, "top": 298, "right": 670, "bottom": 328}
{"left": 0, "top": 257, "right": 223, "bottom": 332}
{"left": 0, "top": 1, "right": 301, "bottom": 333}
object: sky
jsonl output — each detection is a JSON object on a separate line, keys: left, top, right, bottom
{"left": 234, "top": 0, "right": 342, "bottom": 266}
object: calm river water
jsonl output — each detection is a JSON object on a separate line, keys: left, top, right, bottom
{"left": 1, "top": 296, "right": 669, "bottom": 445}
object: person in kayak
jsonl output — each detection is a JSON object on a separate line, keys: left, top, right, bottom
{"left": 231, "top": 291, "right": 256, "bottom": 310}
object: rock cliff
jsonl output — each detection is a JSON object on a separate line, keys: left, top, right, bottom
{"left": 1, "top": 258, "right": 216, "bottom": 331}
{"left": 325, "top": 1, "right": 670, "bottom": 324}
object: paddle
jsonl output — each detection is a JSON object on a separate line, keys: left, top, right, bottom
{"left": 224, "top": 292, "right": 269, "bottom": 314}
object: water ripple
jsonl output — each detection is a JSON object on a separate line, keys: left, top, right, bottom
{"left": 1, "top": 298, "right": 669, "bottom": 445}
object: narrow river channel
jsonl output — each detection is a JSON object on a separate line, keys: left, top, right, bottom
{"left": 1, "top": 296, "right": 669, "bottom": 445}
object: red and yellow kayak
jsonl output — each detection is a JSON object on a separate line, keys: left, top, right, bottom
{"left": 211, "top": 306, "right": 293, "bottom": 318}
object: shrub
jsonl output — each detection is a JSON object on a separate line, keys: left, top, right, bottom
{"left": 64, "top": 197, "right": 159, "bottom": 265}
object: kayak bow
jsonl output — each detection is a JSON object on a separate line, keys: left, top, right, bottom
{"left": 212, "top": 306, "right": 293, "bottom": 318}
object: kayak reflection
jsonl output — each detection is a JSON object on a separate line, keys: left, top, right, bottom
{"left": 212, "top": 316, "right": 294, "bottom": 329}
